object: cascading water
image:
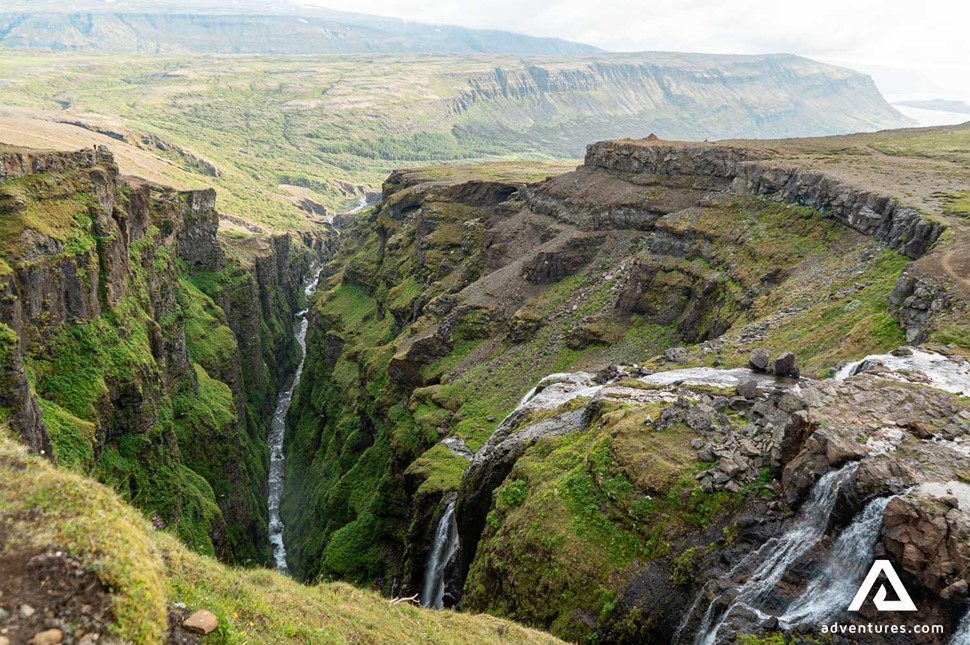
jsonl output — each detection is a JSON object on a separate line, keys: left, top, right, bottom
{"left": 421, "top": 501, "right": 460, "bottom": 609}
{"left": 693, "top": 463, "right": 859, "bottom": 645}
{"left": 267, "top": 267, "right": 323, "bottom": 573}
{"left": 779, "top": 494, "right": 896, "bottom": 626}
{"left": 835, "top": 349, "right": 970, "bottom": 396}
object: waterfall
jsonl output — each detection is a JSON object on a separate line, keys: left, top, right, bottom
{"left": 779, "top": 494, "right": 895, "bottom": 626}
{"left": 267, "top": 267, "right": 323, "bottom": 573}
{"left": 694, "top": 463, "right": 858, "bottom": 645}
{"left": 421, "top": 501, "right": 459, "bottom": 609}
{"left": 953, "top": 611, "right": 970, "bottom": 645}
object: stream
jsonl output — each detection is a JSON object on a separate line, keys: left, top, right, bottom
{"left": 835, "top": 348, "right": 970, "bottom": 396}
{"left": 267, "top": 267, "right": 323, "bottom": 573}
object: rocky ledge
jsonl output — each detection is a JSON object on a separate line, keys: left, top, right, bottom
{"left": 585, "top": 140, "right": 943, "bottom": 259}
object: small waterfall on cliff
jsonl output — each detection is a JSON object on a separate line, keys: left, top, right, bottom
{"left": 779, "top": 494, "right": 895, "bottom": 626}
{"left": 421, "top": 501, "right": 459, "bottom": 609}
{"left": 267, "top": 267, "right": 322, "bottom": 573}
{"left": 694, "top": 463, "right": 858, "bottom": 645}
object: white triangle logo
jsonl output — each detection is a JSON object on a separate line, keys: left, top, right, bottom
{"left": 848, "top": 560, "right": 917, "bottom": 612}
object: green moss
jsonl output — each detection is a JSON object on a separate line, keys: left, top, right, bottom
{"left": 671, "top": 546, "right": 705, "bottom": 587}
{"left": 179, "top": 277, "right": 241, "bottom": 378}
{"left": 406, "top": 443, "right": 470, "bottom": 497}
{"left": 37, "top": 398, "right": 96, "bottom": 471}
{"left": 0, "top": 171, "right": 102, "bottom": 261}
{"left": 95, "top": 430, "right": 224, "bottom": 557}
{"left": 31, "top": 302, "right": 156, "bottom": 422}
{"left": 0, "top": 322, "right": 18, "bottom": 364}
{"left": 464, "top": 403, "right": 742, "bottom": 640}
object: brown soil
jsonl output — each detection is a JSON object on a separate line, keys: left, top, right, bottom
{"left": 0, "top": 525, "right": 114, "bottom": 644}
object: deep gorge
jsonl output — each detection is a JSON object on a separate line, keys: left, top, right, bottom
{"left": 2, "top": 130, "right": 969, "bottom": 644}
{"left": 275, "top": 136, "right": 969, "bottom": 642}
{"left": 0, "top": 146, "right": 326, "bottom": 565}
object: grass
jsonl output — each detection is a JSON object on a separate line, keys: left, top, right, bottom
{"left": 943, "top": 192, "right": 970, "bottom": 221}
{"left": 464, "top": 402, "right": 742, "bottom": 641}
{"left": 0, "top": 430, "right": 563, "bottom": 644}
{"left": 405, "top": 443, "right": 471, "bottom": 497}
{"left": 737, "top": 248, "right": 910, "bottom": 376}
{"left": 0, "top": 53, "right": 586, "bottom": 231}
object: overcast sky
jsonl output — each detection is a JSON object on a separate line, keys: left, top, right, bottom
{"left": 295, "top": 0, "right": 969, "bottom": 102}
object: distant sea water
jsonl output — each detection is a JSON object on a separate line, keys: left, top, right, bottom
{"left": 892, "top": 104, "right": 970, "bottom": 127}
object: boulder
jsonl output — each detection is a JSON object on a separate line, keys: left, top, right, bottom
{"left": 772, "top": 352, "right": 798, "bottom": 378}
{"left": 749, "top": 348, "right": 771, "bottom": 372}
{"left": 29, "top": 631, "right": 63, "bottom": 645}
{"left": 736, "top": 379, "right": 759, "bottom": 400}
{"left": 664, "top": 347, "right": 690, "bottom": 364}
{"left": 567, "top": 317, "right": 616, "bottom": 350}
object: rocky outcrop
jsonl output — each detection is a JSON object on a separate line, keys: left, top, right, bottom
{"left": 889, "top": 270, "right": 951, "bottom": 343}
{"left": 520, "top": 234, "right": 604, "bottom": 284}
{"left": 0, "top": 147, "right": 114, "bottom": 183}
{"left": 883, "top": 494, "right": 969, "bottom": 596}
{"left": 585, "top": 141, "right": 943, "bottom": 260}
{"left": 176, "top": 188, "right": 221, "bottom": 272}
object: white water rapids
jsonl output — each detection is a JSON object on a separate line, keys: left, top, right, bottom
{"left": 835, "top": 349, "right": 970, "bottom": 396}
{"left": 954, "top": 611, "right": 970, "bottom": 645}
{"left": 779, "top": 494, "right": 897, "bottom": 627}
{"left": 267, "top": 267, "right": 323, "bottom": 573}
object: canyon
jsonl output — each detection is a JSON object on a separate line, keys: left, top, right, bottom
{"left": 1, "top": 121, "right": 969, "bottom": 643}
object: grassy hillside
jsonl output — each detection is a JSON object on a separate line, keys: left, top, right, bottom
{"left": 0, "top": 51, "right": 909, "bottom": 231}
{"left": 0, "top": 430, "right": 563, "bottom": 644}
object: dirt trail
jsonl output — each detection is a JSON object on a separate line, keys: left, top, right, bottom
{"left": 941, "top": 244, "right": 970, "bottom": 292}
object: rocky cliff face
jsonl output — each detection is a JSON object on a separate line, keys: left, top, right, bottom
{"left": 0, "top": 145, "right": 320, "bottom": 563}
{"left": 584, "top": 141, "right": 943, "bottom": 260}
{"left": 448, "top": 54, "right": 911, "bottom": 155}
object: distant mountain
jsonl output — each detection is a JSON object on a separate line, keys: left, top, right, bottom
{"left": 0, "top": 1, "right": 601, "bottom": 55}
{"left": 895, "top": 99, "right": 970, "bottom": 115}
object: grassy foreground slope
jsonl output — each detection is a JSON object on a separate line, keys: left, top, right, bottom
{"left": 0, "top": 430, "right": 562, "bottom": 644}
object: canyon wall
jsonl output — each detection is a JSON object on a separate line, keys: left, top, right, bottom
{"left": 0, "top": 145, "right": 320, "bottom": 563}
